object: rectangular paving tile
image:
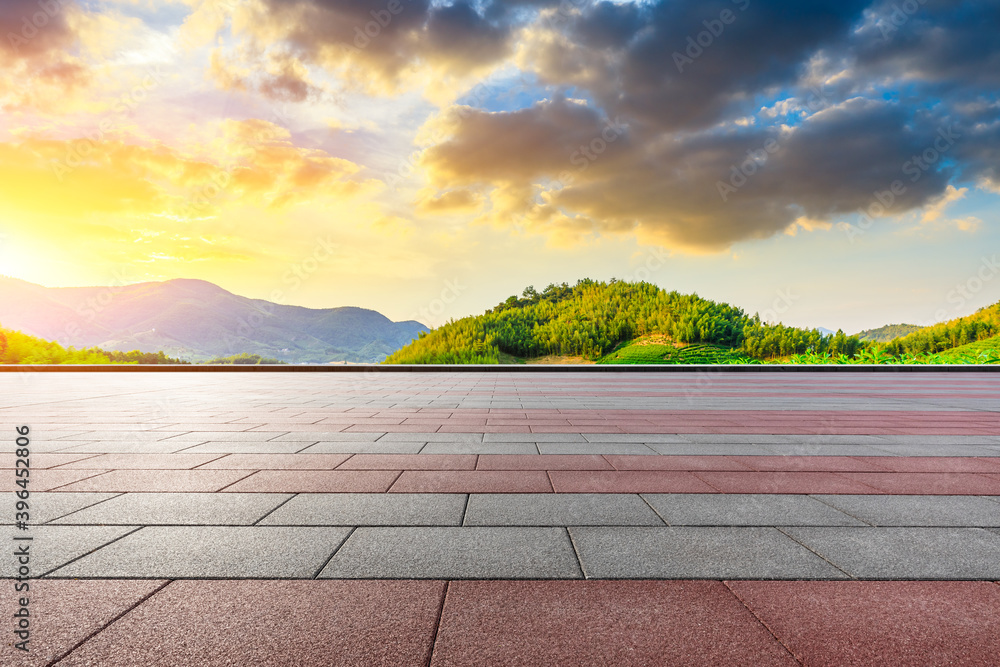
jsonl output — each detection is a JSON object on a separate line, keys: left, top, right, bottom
{"left": 549, "top": 471, "right": 718, "bottom": 494}
{"left": 319, "top": 527, "right": 581, "bottom": 578}
{"left": 260, "top": 493, "right": 466, "bottom": 526}
{"left": 0, "top": 492, "right": 118, "bottom": 525}
{"left": 0, "top": 453, "right": 99, "bottom": 469}
{"left": 484, "top": 433, "right": 587, "bottom": 442}
{"left": 783, "top": 527, "right": 1000, "bottom": 579}
{"left": 3, "top": 525, "right": 138, "bottom": 577}
{"left": 648, "top": 444, "right": 776, "bottom": 456}
{"left": 337, "top": 454, "right": 477, "bottom": 470}
{"left": 0, "top": 579, "right": 167, "bottom": 667}
{"left": 476, "top": 455, "right": 612, "bottom": 470}
{"left": 301, "top": 441, "right": 426, "bottom": 454}
{"left": 52, "top": 493, "right": 293, "bottom": 526}
{"left": 431, "top": 580, "right": 796, "bottom": 667}
{"left": 643, "top": 494, "right": 864, "bottom": 527}
{"left": 853, "top": 457, "right": 1000, "bottom": 473}
{"left": 420, "top": 442, "right": 539, "bottom": 455}
{"left": 730, "top": 456, "right": 889, "bottom": 472}
{"left": 30, "top": 469, "right": 112, "bottom": 491}
{"left": 390, "top": 471, "right": 553, "bottom": 493}
{"left": 378, "top": 433, "right": 484, "bottom": 442}
{"left": 50, "top": 527, "right": 352, "bottom": 578}
{"left": 606, "top": 455, "right": 752, "bottom": 471}
{"left": 54, "top": 580, "right": 444, "bottom": 667}
{"left": 812, "top": 495, "right": 1000, "bottom": 527}
{"left": 465, "top": 493, "right": 664, "bottom": 526}
{"left": 195, "top": 453, "right": 351, "bottom": 469}
{"left": 54, "top": 453, "right": 226, "bottom": 469}
{"left": 837, "top": 472, "right": 1000, "bottom": 495}
{"left": 53, "top": 469, "right": 255, "bottom": 493}
{"left": 759, "top": 444, "right": 895, "bottom": 457}
{"left": 692, "top": 471, "right": 884, "bottom": 494}
{"left": 176, "top": 442, "right": 309, "bottom": 455}
{"left": 570, "top": 527, "right": 848, "bottom": 579}
{"left": 538, "top": 443, "right": 659, "bottom": 455}
{"left": 222, "top": 470, "right": 400, "bottom": 493}
{"left": 727, "top": 581, "right": 1000, "bottom": 667}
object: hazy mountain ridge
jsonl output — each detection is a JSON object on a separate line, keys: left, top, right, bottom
{"left": 855, "top": 323, "right": 923, "bottom": 342}
{"left": 0, "top": 277, "right": 427, "bottom": 363}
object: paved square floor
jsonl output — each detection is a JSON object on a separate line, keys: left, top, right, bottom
{"left": 2, "top": 369, "right": 999, "bottom": 664}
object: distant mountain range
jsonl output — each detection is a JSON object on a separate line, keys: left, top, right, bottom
{"left": 0, "top": 277, "right": 427, "bottom": 363}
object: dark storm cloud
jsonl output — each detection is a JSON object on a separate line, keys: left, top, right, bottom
{"left": 247, "top": 0, "right": 998, "bottom": 248}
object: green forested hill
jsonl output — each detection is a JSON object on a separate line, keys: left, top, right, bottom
{"left": 0, "top": 325, "right": 189, "bottom": 364}
{"left": 855, "top": 323, "right": 922, "bottom": 342}
{"left": 384, "top": 280, "right": 861, "bottom": 364}
{"left": 385, "top": 280, "right": 1000, "bottom": 365}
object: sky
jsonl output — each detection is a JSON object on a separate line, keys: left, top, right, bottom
{"left": 1, "top": 0, "right": 998, "bottom": 333}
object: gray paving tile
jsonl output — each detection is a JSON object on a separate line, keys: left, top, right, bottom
{"left": 50, "top": 527, "right": 352, "bottom": 578}
{"left": 161, "top": 432, "right": 285, "bottom": 442}
{"left": 299, "top": 441, "right": 426, "bottom": 454}
{"left": 876, "top": 435, "right": 1000, "bottom": 445}
{"left": 57, "top": 441, "right": 200, "bottom": 454}
{"left": 869, "top": 444, "right": 1000, "bottom": 457}
{"left": 569, "top": 527, "right": 847, "bottom": 579}
{"left": 420, "top": 442, "right": 539, "bottom": 455}
{"left": 813, "top": 495, "right": 1000, "bottom": 527}
{"left": 538, "top": 443, "right": 658, "bottom": 456}
{"left": 583, "top": 434, "right": 690, "bottom": 444}
{"left": 0, "top": 493, "right": 118, "bottom": 525}
{"left": 176, "top": 442, "right": 309, "bottom": 455}
{"left": 378, "top": 433, "right": 484, "bottom": 443}
{"left": 759, "top": 444, "right": 896, "bottom": 457}
{"left": 749, "top": 435, "right": 890, "bottom": 445}
{"left": 260, "top": 493, "right": 466, "bottom": 526}
{"left": 680, "top": 434, "right": 755, "bottom": 444}
{"left": 648, "top": 443, "right": 773, "bottom": 456}
{"left": 270, "top": 432, "right": 383, "bottom": 442}
{"left": 485, "top": 433, "right": 587, "bottom": 443}
{"left": 319, "top": 527, "right": 581, "bottom": 579}
{"left": 53, "top": 493, "right": 293, "bottom": 526}
{"left": 464, "top": 494, "right": 664, "bottom": 526}
{"left": 4, "top": 525, "right": 137, "bottom": 577}
{"left": 783, "top": 527, "right": 1000, "bottom": 579}
{"left": 643, "top": 494, "right": 864, "bottom": 527}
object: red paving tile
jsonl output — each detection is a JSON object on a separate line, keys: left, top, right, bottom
{"left": 727, "top": 581, "right": 1000, "bottom": 667}
{"left": 852, "top": 456, "right": 1000, "bottom": 474}
{"left": 604, "top": 455, "right": 753, "bottom": 471}
{"left": 57, "top": 580, "right": 445, "bottom": 667}
{"left": 837, "top": 472, "right": 1000, "bottom": 495}
{"left": 431, "top": 580, "right": 796, "bottom": 666}
{"left": 730, "top": 456, "right": 892, "bottom": 472}
{"left": 30, "top": 469, "right": 111, "bottom": 491}
{"left": 692, "top": 471, "right": 884, "bottom": 494}
{"left": 390, "top": 471, "right": 553, "bottom": 493}
{"left": 477, "top": 454, "right": 613, "bottom": 470}
{"left": 338, "top": 454, "right": 477, "bottom": 470}
{"left": 221, "top": 470, "right": 400, "bottom": 493}
{"left": 196, "top": 453, "right": 352, "bottom": 470}
{"left": 55, "top": 453, "right": 226, "bottom": 470}
{"left": 549, "top": 470, "right": 718, "bottom": 493}
{"left": 54, "top": 469, "right": 255, "bottom": 493}
{"left": 0, "top": 453, "right": 99, "bottom": 469}
{"left": 0, "top": 579, "right": 167, "bottom": 667}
